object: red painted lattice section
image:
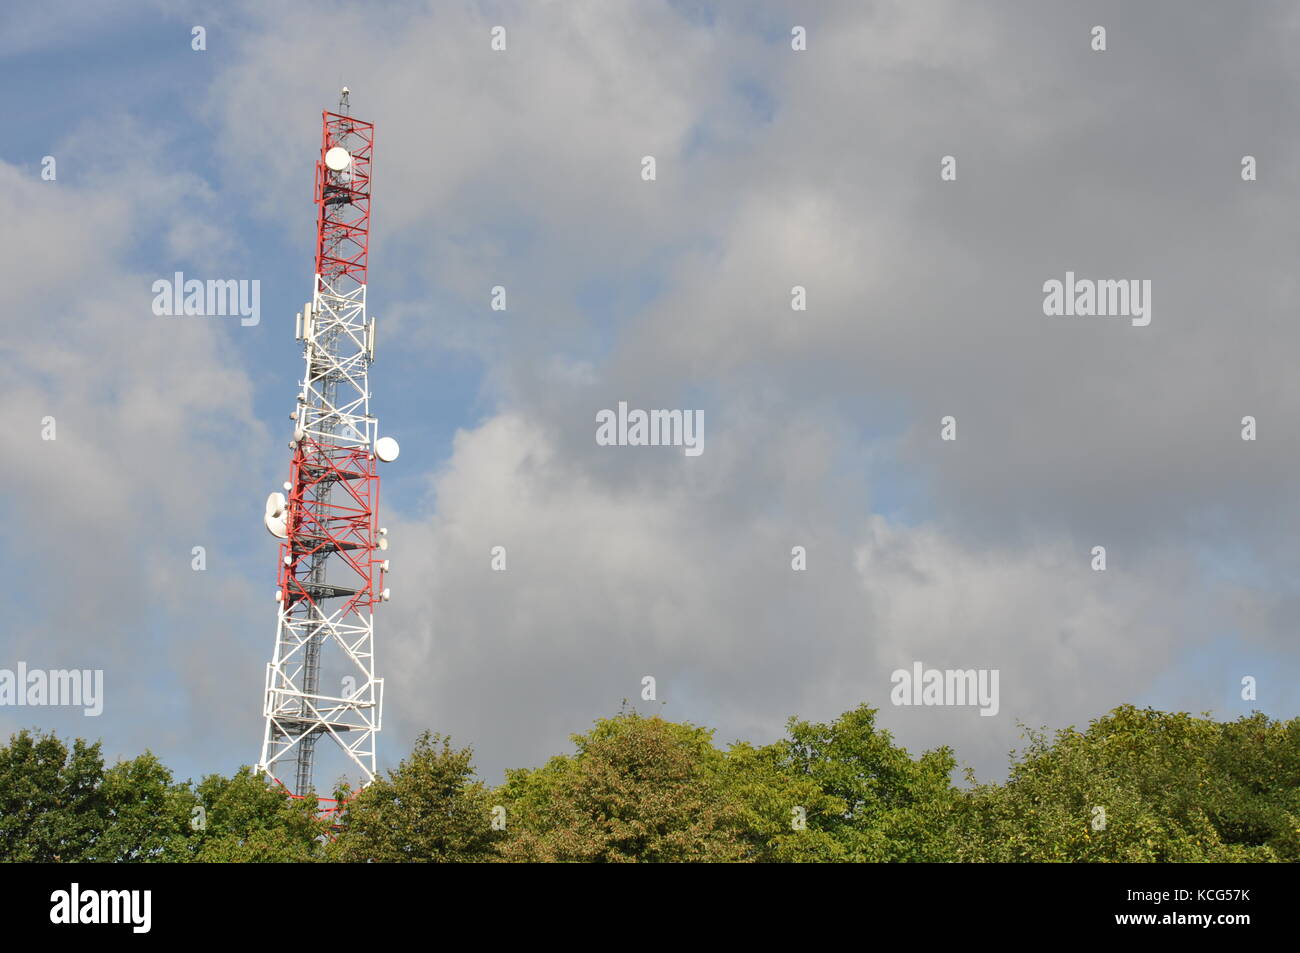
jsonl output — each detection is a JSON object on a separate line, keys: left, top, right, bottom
{"left": 276, "top": 440, "right": 384, "bottom": 615}
{"left": 314, "top": 110, "right": 373, "bottom": 288}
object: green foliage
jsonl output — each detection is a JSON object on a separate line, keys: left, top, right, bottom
{"left": 957, "top": 706, "right": 1299, "bottom": 862}
{"left": 0, "top": 730, "right": 326, "bottom": 863}
{"left": 722, "top": 740, "right": 849, "bottom": 861}
{"left": 496, "top": 712, "right": 748, "bottom": 862}
{"left": 91, "top": 752, "right": 193, "bottom": 862}
{"left": 329, "top": 731, "right": 499, "bottom": 862}
{"left": 187, "top": 768, "right": 327, "bottom": 862}
{"left": 1, "top": 704, "right": 1295, "bottom": 863}
{"left": 729, "top": 705, "right": 961, "bottom": 862}
{"left": 0, "top": 731, "right": 106, "bottom": 861}
{"left": 1209, "top": 712, "right": 1300, "bottom": 861}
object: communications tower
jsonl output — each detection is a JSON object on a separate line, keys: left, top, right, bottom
{"left": 257, "top": 89, "right": 398, "bottom": 801}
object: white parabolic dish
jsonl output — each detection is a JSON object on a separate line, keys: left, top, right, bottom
{"left": 263, "top": 491, "right": 288, "bottom": 539}
{"left": 374, "top": 436, "right": 400, "bottom": 462}
{"left": 324, "top": 146, "right": 352, "bottom": 171}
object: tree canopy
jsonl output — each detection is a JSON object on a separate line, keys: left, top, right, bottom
{"left": 1, "top": 703, "right": 1294, "bottom": 863}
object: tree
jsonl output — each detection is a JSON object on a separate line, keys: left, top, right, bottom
{"left": 496, "top": 711, "right": 748, "bottom": 862}
{"left": 722, "top": 739, "right": 849, "bottom": 861}
{"left": 330, "top": 732, "right": 500, "bottom": 862}
{"left": 186, "top": 768, "right": 327, "bottom": 863}
{"left": 0, "top": 730, "right": 327, "bottom": 862}
{"left": 0, "top": 730, "right": 105, "bottom": 862}
{"left": 89, "top": 752, "right": 193, "bottom": 862}
{"left": 4, "top": 704, "right": 1294, "bottom": 864}
{"left": 957, "top": 706, "right": 1296, "bottom": 862}
{"left": 757, "top": 705, "right": 961, "bottom": 862}
{"left": 1207, "top": 711, "right": 1300, "bottom": 862}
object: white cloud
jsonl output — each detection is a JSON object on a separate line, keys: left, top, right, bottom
{"left": 0, "top": 139, "right": 269, "bottom": 762}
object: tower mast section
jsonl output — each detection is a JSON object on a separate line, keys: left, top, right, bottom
{"left": 258, "top": 89, "right": 396, "bottom": 801}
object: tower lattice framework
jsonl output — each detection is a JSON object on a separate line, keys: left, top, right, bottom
{"left": 258, "top": 95, "right": 390, "bottom": 800}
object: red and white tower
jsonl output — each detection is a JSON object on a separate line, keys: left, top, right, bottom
{"left": 258, "top": 90, "right": 396, "bottom": 800}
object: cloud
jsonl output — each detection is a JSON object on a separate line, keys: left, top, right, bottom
{"left": 377, "top": 404, "right": 1246, "bottom": 782}
{"left": 194, "top": 0, "right": 1300, "bottom": 780}
{"left": 0, "top": 127, "right": 269, "bottom": 767}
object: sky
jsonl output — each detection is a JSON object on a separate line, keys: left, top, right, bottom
{"left": 2, "top": 0, "right": 1298, "bottom": 791}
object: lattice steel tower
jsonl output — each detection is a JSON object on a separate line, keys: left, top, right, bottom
{"left": 258, "top": 90, "right": 397, "bottom": 799}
